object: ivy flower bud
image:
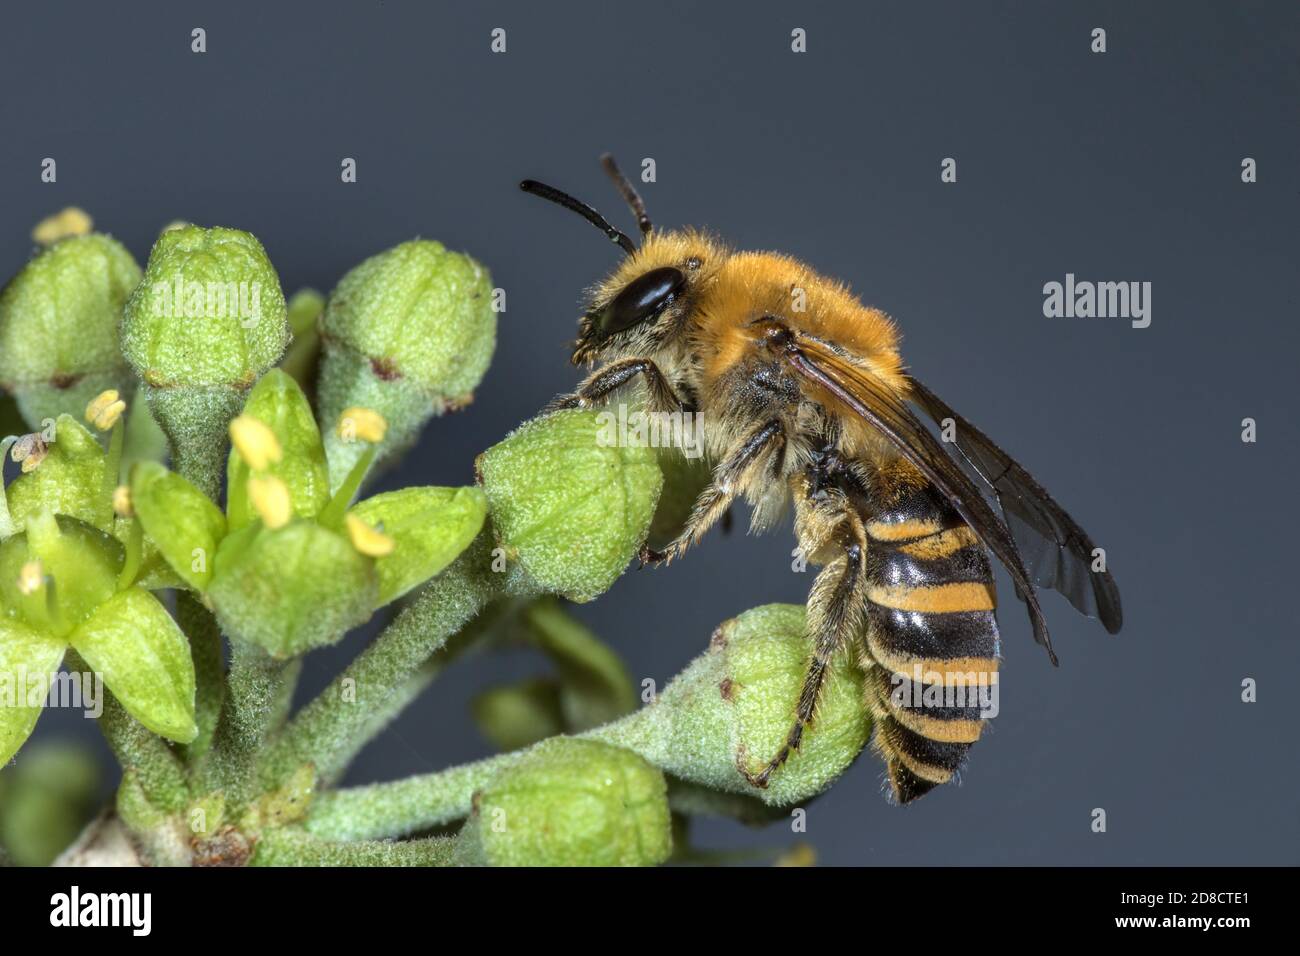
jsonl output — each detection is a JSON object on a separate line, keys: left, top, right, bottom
{"left": 32, "top": 207, "right": 94, "bottom": 246}
{"left": 247, "top": 476, "right": 292, "bottom": 530}
{"left": 590, "top": 604, "right": 870, "bottom": 807}
{"left": 84, "top": 389, "right": 126, "bottom": 431}
{"left": 459, "top": 738, "right": 672, "bottom": 867}
{"left": 121, "top": 225, "right": 289, "bottom": 497}
{"left": 317, "top": 240, "right": 496, "bottom": 487}
{"left": 229, "top": 415, "right": 283, "bottom": 471}
{"left": 476, "top": 409, "right": 663, "bottom": 602}
{"left": 0, "top": 234, "right": 141, "bottom": 427}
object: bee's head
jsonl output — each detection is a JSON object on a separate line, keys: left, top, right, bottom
{"left": 521, "top": 155, "right": 720, "bottom": 365}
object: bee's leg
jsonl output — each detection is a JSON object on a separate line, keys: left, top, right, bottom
{"left": 546, "top": 358, "right": 685, "bottom": 414}
{"left": 639, "top": 419, "right": 785, "bottom": 566}
{"left": 739, "top": 506, "right": 868, "bottom": 789}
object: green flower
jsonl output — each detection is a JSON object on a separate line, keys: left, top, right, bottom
{"left": 457, "top": 738, "right": 671, "bottom": 867}
{"left": 129, "top": 370, "right": 486, "bottom": 658}
{"left": 0, "top": 510, "right": 198, "bottom": 764}
{"left": 0, "top": 233, "right": 142, "bottom": 428}
{"left": 317, "top": 240, "right": 496, "bottom": 488}
{"left": 476, "top": 409, "right": 663, "bottom": 602}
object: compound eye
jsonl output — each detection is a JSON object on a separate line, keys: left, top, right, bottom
{"left": 596, "top": 266, "right": 686, "bottom": 335}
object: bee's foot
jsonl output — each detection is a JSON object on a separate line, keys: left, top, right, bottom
{"left": 638, "top": 544, "right": 668, "bottom": 568}
{"left": 543, "top": 393, "right": 586, "bottom": 414}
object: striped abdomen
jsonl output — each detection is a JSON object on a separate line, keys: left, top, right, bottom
{"left": 860, "top": 480, "right": 1001, "bottom": 804}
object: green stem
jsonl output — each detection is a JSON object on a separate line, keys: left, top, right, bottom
{"left": 259, "top": 532, "right": 523, "bottom": 790}
{"left": 145, "top": 383, "right": 243, "bottom": 502}
{"left": 250, "top": 828, "right": 457, "bottom": 867}
{"left": 178, "top": 593, "right": 223, "bottom": 766}
{"left": 201, "top": 640, "right": 296, "bottom": 804}
{"left": 304, "top": 707, "right": 655, "bottom": 841}
{"left": 317, "top": 597, "right": 523, "bottom": 788}
{"left": 73, "top": 650, "right": 189, "bottom": 813}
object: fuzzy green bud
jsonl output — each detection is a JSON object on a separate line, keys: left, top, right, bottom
{"left": 317, "top": 240, "right": 495, "bottom": 487}
{"left": 0, "top": 234, "right": 141, "bottom": 427}
{"left": 121, "top": 226, "right": 289, "bottom": 498}
{"left": 476, "top": 410, "right": 662, "bottom": 602}
{"left": 458, "top": 738, "right": 671, "bottom": 867}
{"left": 591, "top": 604, "right": 870, "bottom": 807}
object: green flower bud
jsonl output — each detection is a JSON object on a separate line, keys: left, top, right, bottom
{"left": 459, "top": 738, "right": 671, "bottom": 867}
{"left": 207, "top": 521, "right": 377, "bottom": 658}
{"left": 318, "top": 240, "right": 495, "bottom": 486}
{"left": 0, "top": 234, "right": 141, "bottom": 426}
{"left": 476, "top": 409, "right": 662, "bottom": 602}
{"left": 121, "top": 226, "right": 289, "bottom": 497}
{"left": 590, "top": 604, "right": 870, "bottom": 807}
{"left": 471, "top": 679, "right": 567, "bottom": 751}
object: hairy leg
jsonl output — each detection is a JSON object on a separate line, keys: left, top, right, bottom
{"left": 639, "top": 419, "right": 785, "bottom": 566}
{"left": 546, "top": 357, "right": 685, "bottom": 414}
{"left": 740, "top": 492, "right": 869, "bottom": 788}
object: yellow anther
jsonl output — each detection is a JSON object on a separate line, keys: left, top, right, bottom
{"left": 85, "top": 389, "right": 126, "bottom": 430}
{"left": 337, "top": 407, "right": 388, "bottom": 444}
{"left": 32, "top": 207, "right": 93, "bottom": 246}
{"left": 112, "top": 485, "right": 134, "bottom": 518}
{"left": 345, "top": 514, "right": 395, "bottom": 557}
{"left": 230, "top": 415, "right": 283, "bottom": 471}
{"left": 17, "top": 561, "right": 44, "bottom": 596}
{"left": 248, "top": 476, "right": 291, "bottom": 529}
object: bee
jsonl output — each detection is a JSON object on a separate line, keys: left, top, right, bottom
{"left": 521, "top": 156, "right": 1123, "bottom": 804}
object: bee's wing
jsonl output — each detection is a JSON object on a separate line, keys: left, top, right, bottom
{"left": 775, "top": 332, "right": 1058, "bottom": 664}
{"left": 905, "top": 377, "right": 1122, "bottom": 634}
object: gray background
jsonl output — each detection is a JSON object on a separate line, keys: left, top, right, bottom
{"left": 3, "top": 1, "right": 1297, "bottom": 865}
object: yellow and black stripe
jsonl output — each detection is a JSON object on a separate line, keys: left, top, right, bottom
{"left": 861, "top": 481, "right": 1001, "bottom": 804}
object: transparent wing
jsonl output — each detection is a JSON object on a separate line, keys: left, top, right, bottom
{"left": 766, "top": 328, "right": 1059, "bottom": 664}
{"left": 906, "top": 378, "right": 1122, "bottom": 634}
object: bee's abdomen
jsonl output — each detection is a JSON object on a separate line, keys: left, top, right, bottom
{"left": 860, "top": 484, "right": 1001, "bottom": 804}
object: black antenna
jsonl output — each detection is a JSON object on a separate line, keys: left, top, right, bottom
{"left": 519, "top": 179, "right": 637, "bottom": 255}
{"left": 600, "top": 153, "right": 652, "bottom": 235}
